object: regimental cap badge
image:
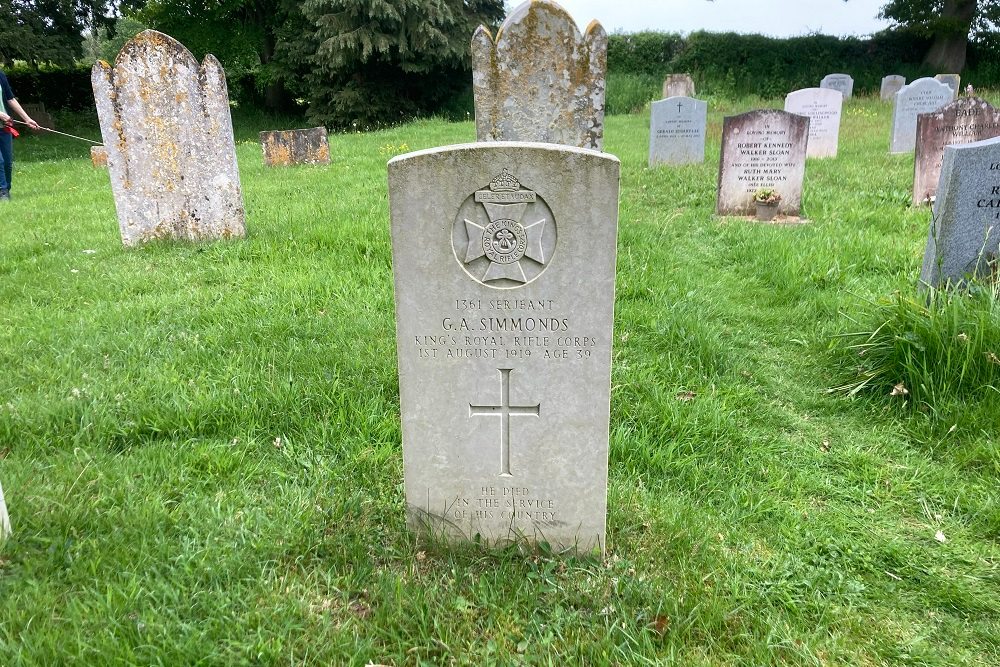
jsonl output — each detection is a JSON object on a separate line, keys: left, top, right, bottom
{"left": 452, "top": 168, "right": 558, "bottom": 287}
{"left": 489, "top": 168, "right": 520, "bottom": 192}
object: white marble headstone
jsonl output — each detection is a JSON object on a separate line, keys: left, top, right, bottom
{"left": 92, "top": 30, "right": 246, "bottom": 246}
{"left": 649, "top": 96, "right": 707, "bottom": 166}
{"left": 716, "top": 110, "right": 810, "bottom": 217}
{"left": 784, "top": 88, "right": 843, "bottom": 159}
{"left": 820, "top": 73, "right": 854, "bottom": 98}
{"left": 890, "top": 77, "right": 955, "bottom": 154}
{"left": 388, "top": 142, "right": 619, "bottom": 554}
{"left": 881, "top": 75, "right": 906, "bottom": 101}
{"left": 472, "top": 0, "right": 607, "bottom": 150}
{"left": 920, "top": 136, "right": 1000, "bottom": 286}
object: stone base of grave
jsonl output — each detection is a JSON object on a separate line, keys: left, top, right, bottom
{"left": 718, "top": 215, "right": 811, "bottom": 225}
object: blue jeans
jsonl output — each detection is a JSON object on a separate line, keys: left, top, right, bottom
{"left": 0, "top": 130, "right": 12, "bottom": 190}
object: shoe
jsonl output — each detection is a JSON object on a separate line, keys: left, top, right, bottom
{"left": 0, "top": 189, "right": 9, "bottom": 201}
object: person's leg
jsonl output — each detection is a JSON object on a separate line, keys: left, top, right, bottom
{"left": 0, "top": 131, "right": 12, "bottom": 197}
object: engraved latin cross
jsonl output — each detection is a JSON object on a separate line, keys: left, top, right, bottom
{"left": 469, "top": 368, "right": 540, "bottom": 477}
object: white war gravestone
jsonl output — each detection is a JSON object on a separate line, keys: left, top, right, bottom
{"left": 716, "top": 110, "right": 810, "bottom": 217}
{"left": 820, "top": 73, "right": 854, "bottom": 98}
{"left": 648, "top": 96, "right": 707, "bottom": 167}
{"left": 912, "top": 97, "right": 1000, "bottom": 205}
{"left": 0, "top": 479, "right": 9, "bottom": 539}
{"left": 784, "top": 88, "right": 843, "bottom": 159}
{"left": 92, "top": 30, "right": 246, "bottom": 246}
{"left": 388, "top": 142, "right": 619, "bottom": 554}
{"left": 920, "top": 136, "right": 1000, "bottom": 287}
{"left": 881, "top": 75, "right": 906, "bottom": 101}
{"left": 890, "top": 77, "right": 954, "bottom": 154}
{"left": 662, "top": 74, "right": 695, "bottom": 99}
{"left": 472, "top": 0, "right": 607, "bottom": 150}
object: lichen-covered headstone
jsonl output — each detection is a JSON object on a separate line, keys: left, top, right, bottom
{"left": 662, "top": 74, "right": 695, "bottom": 99}
{"left": 920, "top": 136, "right": 1000, "bottom": 287}
{"left": 259, "top": 127, "right": 331, "bottom": 167}
{"left": 90, "top": 146, "right": 108, "bottom": 168}
{"left": 648, "top": 96, "right": 706, "bottom": 166}
{"left": 890, "top": 77, "right": 954, "bottom": 154}
{"left": 881, "top": 75, "right": 906, "bottom": 101}
{"left": 935, "top": 74, "right": 961, "bottom": 99}
{"left": 472, "top": 0, "right": 607, "bottom": 150}
{"left": 0, "top": 479, "right": 9, "bottom": 539}
{"left": 92, "top": 30, "right": 246, "bottom": 246}
{"left": 388, "top": 142, "right": 619, "bottom": 554}
{"left": 820, "top": 73, "right": 854, "bottom": 99}
{"left": 913, "top": 97, "right": 1000, "bottom": 205}
{"left": 784, "top": 88, "right": 842, "bottom": 159}
{"left": 716, "top": 110, "right": 810, "bottom": 217}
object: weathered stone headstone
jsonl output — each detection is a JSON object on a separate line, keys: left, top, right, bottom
{"left": 20, "top": 102, "right": 54, "bottom": 131}
{"left": 92, "top": 30, "right": 246, "bottom": 246}
{"left": 648, "top": 96, "right": 707, "bottom": 166}
{"left": 890, "top": 77, "right": 954, "bottom": 154}
{"left": 472, "top": 0, "right": 607, "bottom": 150}
{"left": 820, "top": 73, "right": 854, "bottom": 98}
{"left": 0, "top": 479, "right": 9, "bottom": 539}
{"left": 920, "top": 136, "right": 1000, "bottom": 286}
{"left": 662, "top": 74, "right": 695, "bottom": 99}
{"left": 388, "top": 142, "right": 619, "bottom": 554}
{"left": 784, "top": 88, "right": 842, "bottom": 159}
{"left": 259, "top": 127, "right": 331, "bottom": 167}
{"left": 716, "top": 110, "right": 810, "bottom": 217}
{"left": 90, "top": 145, "right": 108, "bottom": 168}
{"left": 935, "top": 73, "right": 961, "bottom": 99}
{"left": 880, "top": 75, "right": 906, "bottom": 101}
{"left": 913, "top": 97, "right": 1000, "bottom": 205}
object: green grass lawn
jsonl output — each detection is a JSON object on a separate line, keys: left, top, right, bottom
{"left": 1, "top": 97, "right": 998, "bottom": 666}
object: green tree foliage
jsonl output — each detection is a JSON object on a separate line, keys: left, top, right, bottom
{"left": 878, "top": 0, "right": 1000, "bottom": 70}
{"left": 296, "top": 0, "right": 504, "bottom": 128}
{"left": 0, "top": 0, "right": 122, "bottom": 66}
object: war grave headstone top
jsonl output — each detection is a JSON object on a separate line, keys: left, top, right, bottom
{"left": 648, "top": 96, "right": 707, "bottom": 167}
{"left": 388, "top": 142, "right": 620, "bottom": 554}
{"left": 259, "top": 127, "right": 331, "bottom": 167}
{"left": 472, "top": 0, "right": 607, "bottom": 150}
{"left": 913, "top": 97, "right": 1000, "bottom": 205}
{"left": 935, "top": 73, "right": 961, "bottom": 99}
{"left": 890, "top": 77, "right": 955, "bottom": 154}
{"left": 662, "top": 74, "right": 695, "bottom": 99}
{"left": 784, "top": 88, "right": 842, "bottom": 159}
{"left": 92, "top": 30, "right": 246, "bottom": 246}
{"left": 920, "top": 136, "right": 1000, "bottom": 286}
{"left": 820, "top": 73, "right": 854, "bottom": 98}
{"left": 716, "top": 110, "right": 810, "bottom": 218}
{"left": 881, "top": 75, "right": 906, "bottom": 101}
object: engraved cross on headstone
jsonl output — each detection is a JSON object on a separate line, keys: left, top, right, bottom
{"left": 676, "top": 101, "right": 684, "bottom": 113}
{"left": 469, "top": 368, "right": 540, "bottom": 477}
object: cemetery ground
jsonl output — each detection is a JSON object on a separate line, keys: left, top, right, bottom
{"left": 1, "top": 98, "right": 999, "bottom": 666}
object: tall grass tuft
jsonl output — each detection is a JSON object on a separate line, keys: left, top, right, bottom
{"left": 832, "top": 282, "right": 1000, "bottom": 409}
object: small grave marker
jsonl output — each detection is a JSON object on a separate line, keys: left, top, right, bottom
{"left": 662, "top": 74, "right": 695, "bottom": 99}
{"left": 820, "top": 73, "right": 854, "bottom": 98}
{"left": 880, "top": 75, "right": 906, "bottom": 101}
{"left": 259, "top": 127, "right": 331, "bottom": 167}
{"left": 648, "top": 96, "right": 707, "bottom": 166}
{"left": 784, "top": 88, "right": 842, "bottom": 159}
{"left": 890, "top": 77, "right": 955, "bottom": 154}
{"left": 716, "top": 110, "right": 810, "bottom": 217}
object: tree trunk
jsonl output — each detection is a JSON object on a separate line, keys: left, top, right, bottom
{"left": 260, "top": 30, "right": 286, "bottom": 111}
{"left": 922, "top": 0, "right": 977, "bottom": 72}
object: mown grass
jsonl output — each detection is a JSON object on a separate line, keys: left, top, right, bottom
{"left": 1, "top": 96, "right": 998, "bottom": 665}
